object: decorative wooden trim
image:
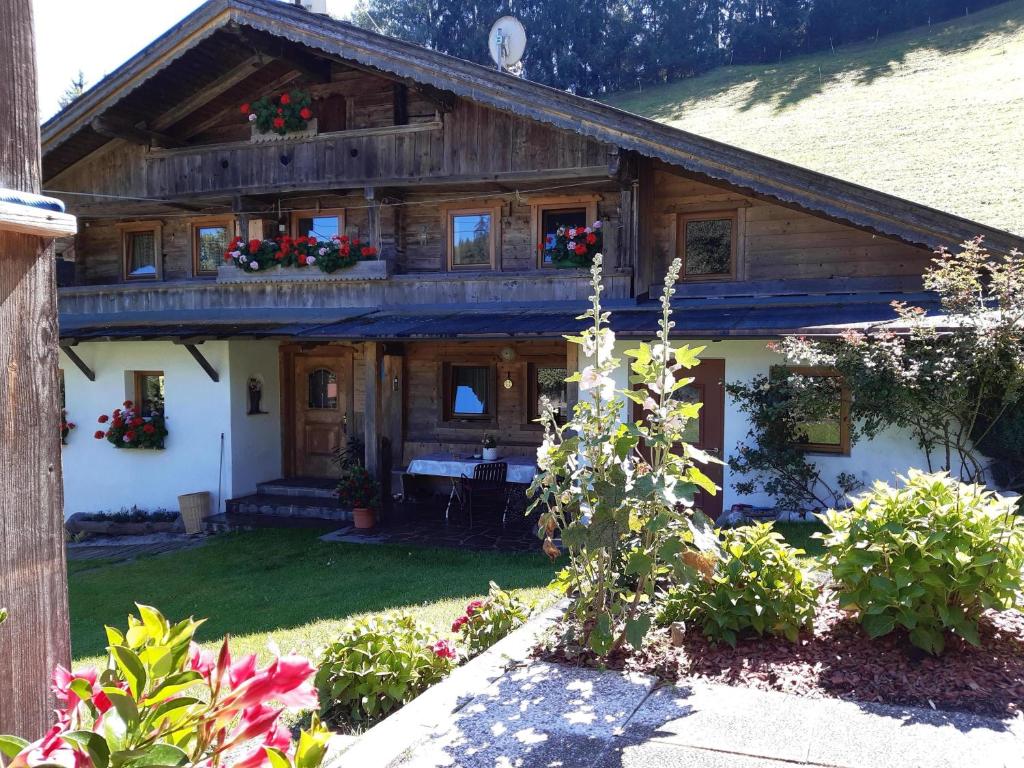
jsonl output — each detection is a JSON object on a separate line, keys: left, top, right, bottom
{"left": 441, "top": 361, "right": 497, "bottom": 423}
{"left": 783, "top": 365, "right": 851, "bottom": 456}
{"left": 190, "top": 215, "right": 233, "bottom": 277}
{"left": 442, "top": 204, "right": 501, "bottom": 271}
{"left": 530, "top": 196, "right": 600, "bottom": 269}
{"left": 289, "top": 208, "right": 345, "bottom": 240}
{"left": 0, "top": 201, "right": 76, "bottom": 238}
{"left": 119, "top": 221, "right": 162, "bottom": 281}
{"left": 677, "top": 210, "right": 739, "bottom": 283}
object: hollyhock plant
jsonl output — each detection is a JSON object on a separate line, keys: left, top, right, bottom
{"left": 244, "top": 89, "right": 314, "bottom": 135}
{"left": 0, "top": 605, "right": 331, "bottom": 768}
{"left": 545, "top": 219, "right": 603, "bottom": 269}
{"left": 94, "top": 402, "right": 167, "bottom": 450}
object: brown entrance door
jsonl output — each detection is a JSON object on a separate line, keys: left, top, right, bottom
{"left": 634, "top": 357, "right": 725, "bottom": 519}
{"left": 292, "top": 351, "right": 352, "bottom": 477}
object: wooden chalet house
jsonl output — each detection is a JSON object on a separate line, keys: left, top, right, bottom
{"left": 46, "top": 0, "right": 1024, "bottom": 522}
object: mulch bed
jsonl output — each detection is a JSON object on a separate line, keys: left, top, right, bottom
{"left": 536, "top": 599, "right": 1024, "bottom": 718}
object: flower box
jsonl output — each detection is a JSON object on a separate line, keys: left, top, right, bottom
{"left": 217, "top": 259, "right": 388, "bottom": 283}
{"left": 66, "top": 512, "right": 183, "bottom": 537}
{"left": 251, "top": 118, "right": 318, "bottom": 144}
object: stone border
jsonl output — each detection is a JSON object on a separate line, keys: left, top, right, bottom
{"left": 325, "top": 598, "right": 568, "bottom": 768}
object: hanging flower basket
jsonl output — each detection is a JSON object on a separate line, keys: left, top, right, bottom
{"left": 242, "top": 90, "right": 316, "bottom": 142}
{"left": 94, "top": 401, "right": 168, "bottom": 450}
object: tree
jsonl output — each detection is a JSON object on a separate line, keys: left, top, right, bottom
{"left": 57, "top": 69, "right": 86, "bottom": 110}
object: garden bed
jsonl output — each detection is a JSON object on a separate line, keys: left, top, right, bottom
{"left": 66, "top": 511, "right": 182, "bottom": 537}
{"left": 536, "top": 598, "right": 1024, "bottom": 718}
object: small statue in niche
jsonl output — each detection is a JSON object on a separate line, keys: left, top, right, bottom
{"left": 247, "top": 376, "right": 265, "bottom": 415}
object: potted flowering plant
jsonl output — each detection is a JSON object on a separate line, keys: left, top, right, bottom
{"left": 482, "top": 434, "right": 498, "bottom": 461}
{"left": 94, "top": 400, "right": 168, "bottom": 450}
{"left": 223, "top": 234, "right": 378, "bottom": 275}
{"left": 60, "top": 409, "right": 76, "bottom": 446}
{"left": 242, "top": 89, "right": 316, "bottom": 140}
{"left": 336, "top": 465, "right": 379, "bottom": 529}
{"left": 546, "top": 220, "right": 603, "bottom": 269}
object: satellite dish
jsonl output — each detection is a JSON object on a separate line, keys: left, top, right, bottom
{"left": 488, "top": 16, "right": 527, "bottom": 74}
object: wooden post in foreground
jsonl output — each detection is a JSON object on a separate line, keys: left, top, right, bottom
{"left": 0, "top": 0, "right": 73, "bottom": 739}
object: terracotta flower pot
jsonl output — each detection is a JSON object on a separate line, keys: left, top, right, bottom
{"left": 353, "top": 507, "right": 376, "bottom": 529}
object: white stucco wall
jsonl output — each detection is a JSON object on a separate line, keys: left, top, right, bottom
{"left": 608, "top": 339, "right": 924, "bottom": 511}
{"left": 61, "top": 339, "right": 283, "bottom": 517}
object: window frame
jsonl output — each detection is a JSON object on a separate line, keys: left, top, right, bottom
{"left": 191, "top": 216, "right": 234, "bottom": 277}
{"left": 530, "top": 195, "right": 600, "bottom": 269}
{"left": 783, "top": 365, "right": 851, "bottom": 456}
{"left": 443, "top": 204, "right": 501, "bottom": 271}
{"left": 442, "top": 362, "right": 496, "bottom": 423}
{"left": 133, "top": 370, "right": 165, "bottom": 418}
{"left": 525, "top": 361, "right": 570, "bottom": 427}
{"left": 289, "top": 209, "right": 345, "bottom": 241}
{"left": 119, "top": 221, "right": 163, "bottom": 281}
{"left": 677, "top": 210, "right": 738, "bottom": 282}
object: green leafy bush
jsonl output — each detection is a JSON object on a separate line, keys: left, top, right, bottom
{"left": 819, "top": 470, "right": 1024, "bottom": 654}
{"left": 451, "top": 582, "right": 531, "bottom": 657}
{"left": 657, "top": 522, "right": 818, "bottom": 646}
{"left": 316, "top": 614, "right": 457, "bottom": 726}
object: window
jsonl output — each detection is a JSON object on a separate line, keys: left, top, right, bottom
{"left": 443, "top": 364, "right": 494, "bottom": 421}
{"left": 528, "top": 364, "right": 568, "bottom": 424}
{"left": 134, "top": 371, "right": 165, "bottom": 418}
{"left": 678, "top": 211, "right": 737, "bottom": 281}
{"left": 121, "top": 223, "right": 162, "bottom": 280}
{"left": 290, "top": 210, "right": 344, "bottom": 241}
{"left": 308, "top": 368, "right": 339, "bottom": 409}
{"left": 193, "top": 219, "right": 232, "bottom": 276}
{"left": 779, "top": 366, "right": 850, "bottom": 455}
{"left": 532, "top": 196, "right": 599, "bottom": 268}
{"left": 445, "top": 206, "right": 499, "bottom": 270}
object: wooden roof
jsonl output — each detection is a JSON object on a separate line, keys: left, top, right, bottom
{"left": 42, "top": 0, "right": 1024, "bottom": 254}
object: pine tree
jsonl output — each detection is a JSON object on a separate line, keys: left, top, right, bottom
{"left": 58, "top": 69, "right": 87, "bottom": 110}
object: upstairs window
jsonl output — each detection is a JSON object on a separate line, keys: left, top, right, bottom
{"left": 134, "top": 371, "right": 165, "bottom": 418}
{"left": 532, "top": 196, "right": 599, "bottom": 269}
{"left": 193, "top": 219, "right": 232, "bottom": 276}
{"left": 446, "top": 206, "right": 499, "bottom": 270}
{"left": 679, "top": 211, "right": 737, "bottom": 281}
{"left": 443, "top": 363, "right": 494, "bottom": 421}
{"left": 121, "top": 222, "right": 162, "bottom": 281}
{"left": 291, "top": 210, "right": 344, "bottom": 241}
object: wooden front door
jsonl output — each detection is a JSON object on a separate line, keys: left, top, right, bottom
{"left": 292, "top": 351, "right": 352, "bottom": 477}
{"left": 634, "top": 357, "right": 726, "bottom": 519}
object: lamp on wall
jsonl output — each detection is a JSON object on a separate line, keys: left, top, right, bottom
{"left": 503, "top": 372, "right": 514, "bottom": 390}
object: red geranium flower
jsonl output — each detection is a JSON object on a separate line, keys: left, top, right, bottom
{"left": 112, "top": 418, "right": 123, "bottom": 428}
{"left": 280, "top": 93, "right": 291, "bottom": 105}
{"left": 94, "top": 430, "right": 105, "bottom": 440}
{"left": 361, "top": 246, "right": 376, "bottom": 258}
{"left": 299, "top": 107, "right": 313, "bottom": 120}
{"left": 240, "top": 103, "right": 250, "bottom": 114}
{"left": 586, "top": 233, "right": 597, "bottom": 245}
{"left": 307, "top": 236, "right": 317, "bottom": 245}
{"left": 274, "top": 252, "right": 284, "bottom": 261}
{"left": 143, "top": 423, "right": 156, "bottom": 434}
{"left": 272, "top": 116, "right": 285, "bottom": 129}
{"left": 123, "top": 400, "right": 133, "bottom": 408}
{"left": 125, "top": 431, "right": 136, "bottom": 442}
{"left": 224, "top": 253, "right": 233, "bottom": 263}
{"left": 131, "top": 417, "right": 144, "bottom": 427}
{"left": 98, "top": 414, "right": 109, "bottom": 424}
{"left": 296, "top": 255, "right": 307, "bottom": 266}
{"left": 574, "top": 243, "right": 587, "bottom": 256}
{"left": 248, "top": 239, "right": 261, "bottom": 253}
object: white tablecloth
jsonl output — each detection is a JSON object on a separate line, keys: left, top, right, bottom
{"left": 406, "top": 452, "right": 538, "bottom": 484}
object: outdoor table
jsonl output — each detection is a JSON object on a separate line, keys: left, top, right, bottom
{"left": 406, "top": 452, "right": 539, "bottom": 522}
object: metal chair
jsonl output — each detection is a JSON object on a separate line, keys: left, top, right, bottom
{"left": 448, "top": 461, "right": 510, "bottom": 527}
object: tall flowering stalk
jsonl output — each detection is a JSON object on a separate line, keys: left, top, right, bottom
{"left": 0, "top": 605, "right": 330, "bottom": 768}
{"left": 529, "top": 255, "right": 721, "bottom": 655}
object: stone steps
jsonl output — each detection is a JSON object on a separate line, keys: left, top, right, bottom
{"left": 219, "top": 477, "right": 350, "bottom": 530}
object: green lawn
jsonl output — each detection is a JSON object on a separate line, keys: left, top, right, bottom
{"left": 605, "top": 0, "right": 1024, "bottom": 237}
{"left": 69, "top": 530, "right": 557, "bottom": 667}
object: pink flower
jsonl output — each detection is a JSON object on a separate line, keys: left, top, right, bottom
{"left": 222, "top": 704, "right": 284, "bottom": 751}
{"left": 451, "top": 615, "right": 468, "bottom": 632}
{"left": 221, "top": 654, "right": 318, "bottom": 712}
{"left": 431, "top": 639, "right": 458, "bottom": 660}
{"left": 231, "top": 719, "right": 292, "bottom": 768}
{"left": 188, "top": 642, "right": 216, "bottom": 680}
{"left": 9, "top": 725, "right": 88, "bottom": 768}
{"left": 465, "top": 600, "right": 484, "bottom": 615}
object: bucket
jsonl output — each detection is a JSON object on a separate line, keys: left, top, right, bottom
{"left": 178, "top": 491, "right": 211, "bottom": 535}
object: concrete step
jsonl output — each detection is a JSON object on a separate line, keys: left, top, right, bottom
{"left": 256, "top": 477, "right": 338, "bottom": 500}
{"left": 227, "top": 492, "right": 352, "bottom": 522}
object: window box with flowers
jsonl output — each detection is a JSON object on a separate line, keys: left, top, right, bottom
{"left": 542, "top": 220, "right": 603, "bottom": 269}
{"left": 242, "top": 90, "right": 317, "bottom": 143}
{"left": 94, "top": 400, "right": 168, "bottom": 450}
{"left": 217, "top": 234, "right": 387, "bottom": 282}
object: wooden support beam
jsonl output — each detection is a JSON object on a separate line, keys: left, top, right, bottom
{"left": 0, "top": 0, "right": 72, "bottom": 741}
{"left": 90, "top": 116, "right": 185, "bottom": 148}
{"left": 149, "top": 55, "right": 265, "bottom": 132}
{"left": 225, "top": 25, "right": 331, "bottom": 83}
{"left": 363, "top": 341, "right": 383, "bottom": 479}
{"left": 393, "top": 83, "right": 408, "bottom": 126}
{"left": 176, "top": 341, "right": 220, "bottom": 382}
{"left": 60, "top": 344, "right": 95, "bottom": 382}
{"left": 181, "top": 69, "right": 302, "bottom": 140}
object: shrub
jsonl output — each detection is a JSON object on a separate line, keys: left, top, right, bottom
{"left": 819, "top": 470, "right": 1024, "bottom": 654}
{"left": 316, "top": 614, "right": 457, "bottom": 726}
{"left": 658, "top": 522, "right": 818, "bottom": 646}
{"left": 0, "top": 604, "right": 329, "bottom": 768}
{"left": 451, "top": 582, "right": 531, "bottom": 657}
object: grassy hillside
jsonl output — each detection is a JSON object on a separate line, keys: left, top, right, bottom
{"left": 606, "top": 2, "right": 1024, "bottom": 238}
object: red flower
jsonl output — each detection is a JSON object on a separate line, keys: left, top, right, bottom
{"left": 299, "top": 107, "right": 313, "bottom": 120}
{"left": 123, "top": 400, "right": 133, "bottom": 408}
{"left": 125, "top": 431, "right": 136, "bottom": 442}
{"left": 361, "top": 246, "right": 376, "bottom": 258}
{"left": 574, "top": 243, "right": 587, "bottom": 256}
{"left": 272, "top": 116, "right": 285, "bottom": 129}
{"left": 240, "top": 102, "right": 250, "bottom": 114}
{"left": 143, "top": 423, "right": 156, "bottom": 434}
{"left": 431, "top": 639, "right": 458, "bottom": 660}
{"left": 339, "top": 235, "right": 349, "bottom": 243}
{"left": 131, "top": 417, "right": 144, "bottom": 427}
{"left": 466, "top": 599, "right": 484, "bottom": 615}
{"left": 280, "top": 93, "right": 291, "bottom": 105}
{"left": 274, "top": 252, "right": 284, "bottom": 261}
{"left": 297, "top": 255, "right": 307, "bottom": 266}
{"left": 94, "top": 430, "right": 105, "bottom": 439}
{"left": 98, "top": 414, "right": 109, "bottom": 424}
{"left": 248, "top": 239, "right": 261, "bottom": 252}
{"left": 112, "top": 418, "right": 123, "bottom": 428}
{"left": 586, "top": 233, "right": 597, "bottom": 245}
{"left": 224, "top": 253, "right": 233, "bottom": 263}
{"left": 451, "top": 615, "right": 468, "bottom": 632}
{"left": 307, "top": 236, "right": 317, "bottom": 245}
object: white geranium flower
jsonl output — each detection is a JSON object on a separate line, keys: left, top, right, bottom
{"left": 239, "top": 255, "right": 248, "bottom": 263}
{"left": 250, "top": 261, "right": 259, "bottom": 270}
{"left": 306, "top": 256, "right": 316, "bottom": 265}
{"left": 568, "top": 228, "right": 577, "bottom": 238}
{"left": 567, "top": 240, "right": 576, "bottom": 250}
{"left": 592, "top": 220, "right": 602, "bottom": 229}
{"left": 318, "top": 247, "right": 327, "bottom": 256}
{"left": 248, "top": 113, "right": 256, "bottom": 122}
{"left": 229, "top": 250, "right": 241, "bottom": 259}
